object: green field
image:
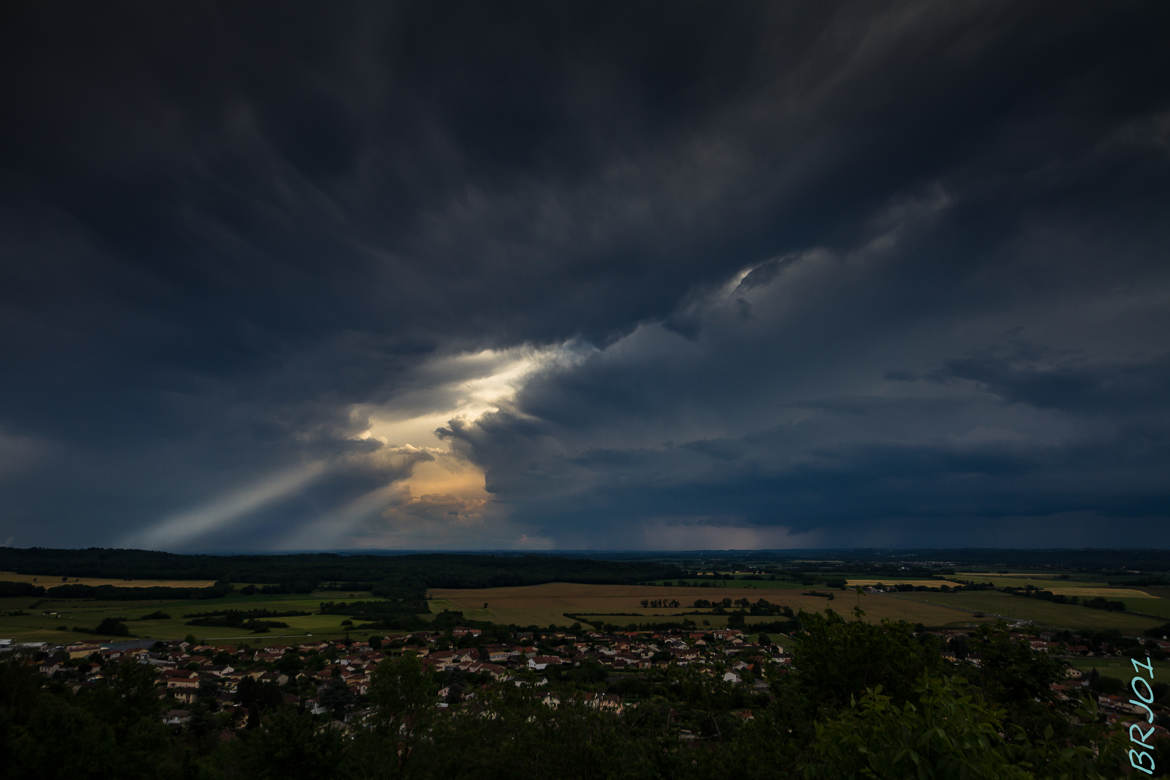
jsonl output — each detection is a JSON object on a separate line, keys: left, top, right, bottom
{"left": 944, "top": 574, "right": 1170, "bottom": 622}
{"left": 1118, "top": 587, "right": 1170, "bottom": 620}
{"left": 0, "top": 590, "right": 399, "bottom": 645}
{"left": 1065, "top": 655, "right": 1159, "bottom": 681}
{"left": 890, "top": 591, "right": 1162, "bottom": 631}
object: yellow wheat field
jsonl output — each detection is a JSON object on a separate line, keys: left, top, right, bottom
{"left": 1042, "top": 586, "right": 1154, "bottom": 598}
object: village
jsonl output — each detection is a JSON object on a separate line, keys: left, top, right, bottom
{"left": 1, "top": 624, "right": 785, "bottom": 729}
{"left": 2, "top": 620, "right": 1166, "bottom": 741}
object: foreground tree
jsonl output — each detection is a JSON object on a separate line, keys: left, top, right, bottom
{"left": 803, "top": 673, "right": 1125, "bottom": 779}
{"left": 235, "top": 706, "right": 344, "bottom": 780}
{"left": 803, "top": 675, "right": 1031, "bottom": 779}
{"left": 791, "top": 609, "right": 944, "bottom": 710}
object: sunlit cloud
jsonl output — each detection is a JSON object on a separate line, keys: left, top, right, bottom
{"left": 124, "top": 460, "right": 329, "bottom": 549}
{"left": 126, "top": 344, "right": 582, "bottom": 551}
{"left": 357, "top": 344, "right": 587, "bottom": 446}
{"left": 326, "top": 343, "right": 584, "bottom": 546}
{"left": 247, "top": 345, "right": 581, "bottom": 550}
{"left": 406, "top": 455, "right": 488, "bottom": 501}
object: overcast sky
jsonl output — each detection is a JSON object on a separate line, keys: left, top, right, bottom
{"left": 2, "top": 1, "right": 1169, "bottom": 551}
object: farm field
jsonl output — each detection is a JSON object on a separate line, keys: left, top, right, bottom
{"left": 0, "top": 571, "right": 217, "bottom": 588}
{"left": 563, "top": 613, "right": 811, "bottom": 629}
{"left": 949, "top": 572, "right": 1110, "bottom": 589}
{"left": 1039, "top": 586, "right": 1153, "bottom": 598}
{"left": 7, "top": 576, "right": 1165, "bottom": 645}
{"left": 645, "top": 578, "right": 804, "bottom": 590}
{"left": 890, "top": 591, "right": 1163, "bottom": 631}
{"left": 1065, "top": 656, "right": 1153, "bottom": 681}
{"left": 956, "top": 571, "right": 1071, "bottom": 578}
{"left": 571, "top": 612, "right": 829, "bottom": 630}
{"left": 1120, "top": 587, "right": 1170, "bottom": 620}
{"left": 427, "top": 582, "right": 991, "bottom": 628}
{"left": 950, "top": 572, "right": 1163, "bottom": 599}
{"left": 0, "top": 590, "right": 391, "bottom": 644}
{"left": 845, "top": 578, "right": 966, "bottom": 589}
{"left": 945, "top": 572, "right": 1169, "bottom": 613}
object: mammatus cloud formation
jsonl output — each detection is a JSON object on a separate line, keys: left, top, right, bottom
{"left": 1, "top": 1, "right": 1168, "bottom": 549}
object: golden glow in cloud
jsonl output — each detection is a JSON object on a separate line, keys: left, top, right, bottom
{"left": 356, "top": 346, "right": 569, "bottom": 448}
{"left": 129, "top": 345, "right": 579, "bottom": 550}
{"left": 341, "top": 344, "right": 581, "bottom": 545}
{"left": 407, "top": 458, "right": 488, "bottom": 501}
{"left": 358, "top": 345, "right": 574, "bottom": 465}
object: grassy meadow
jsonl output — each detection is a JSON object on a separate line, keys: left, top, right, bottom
{"left": 1117, "top": 586, "right": 1170, "bottom": 620}
{"left": 945, "top": 572, "right": 1170, "bottom": 621}
{"left": 889, "top": 590, "right": 1164, "bottom": 631}
{"left": 1065, "top": 655, "right": 1158, "bottom": 681}
{"left": 0, "top": 589, "right": 394, "bottom": 645}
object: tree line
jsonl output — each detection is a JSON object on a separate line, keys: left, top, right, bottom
{"left": 0, "top": 548, "right": 683, "bottom": 589}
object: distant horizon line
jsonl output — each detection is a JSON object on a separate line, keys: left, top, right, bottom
{"left": 4, "top": 544, "right": 1170, "bottom": 556}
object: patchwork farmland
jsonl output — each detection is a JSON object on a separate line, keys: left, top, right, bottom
{"left": 426, "top": 582, "right": 991, "bottom": 628}
{"left": 888, "top": 590, "right": 1164, "bottom": 631}
{"left": 844, "top": 578, "right": 967, "bottom": 589}
{"left": 0, "top": 589, "right": 385, "bottom": 645}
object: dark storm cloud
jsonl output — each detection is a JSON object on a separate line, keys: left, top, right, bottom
{"left": 934, "top": 348, "right": 1170, "bottom": 417}
{"left": 439, "top": 167, "right": 1170, "bottom": 546}
{"left": 1, "top": 1, "right": 1169, "bottom": 548}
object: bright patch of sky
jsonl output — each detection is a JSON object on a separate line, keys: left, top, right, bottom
{"left": 130, "top": 344, "right": 587, "bottom": 550}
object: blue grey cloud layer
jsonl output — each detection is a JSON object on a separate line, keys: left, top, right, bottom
{"left": 1, "top": 1, "right": 1168, "bottom": 548}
